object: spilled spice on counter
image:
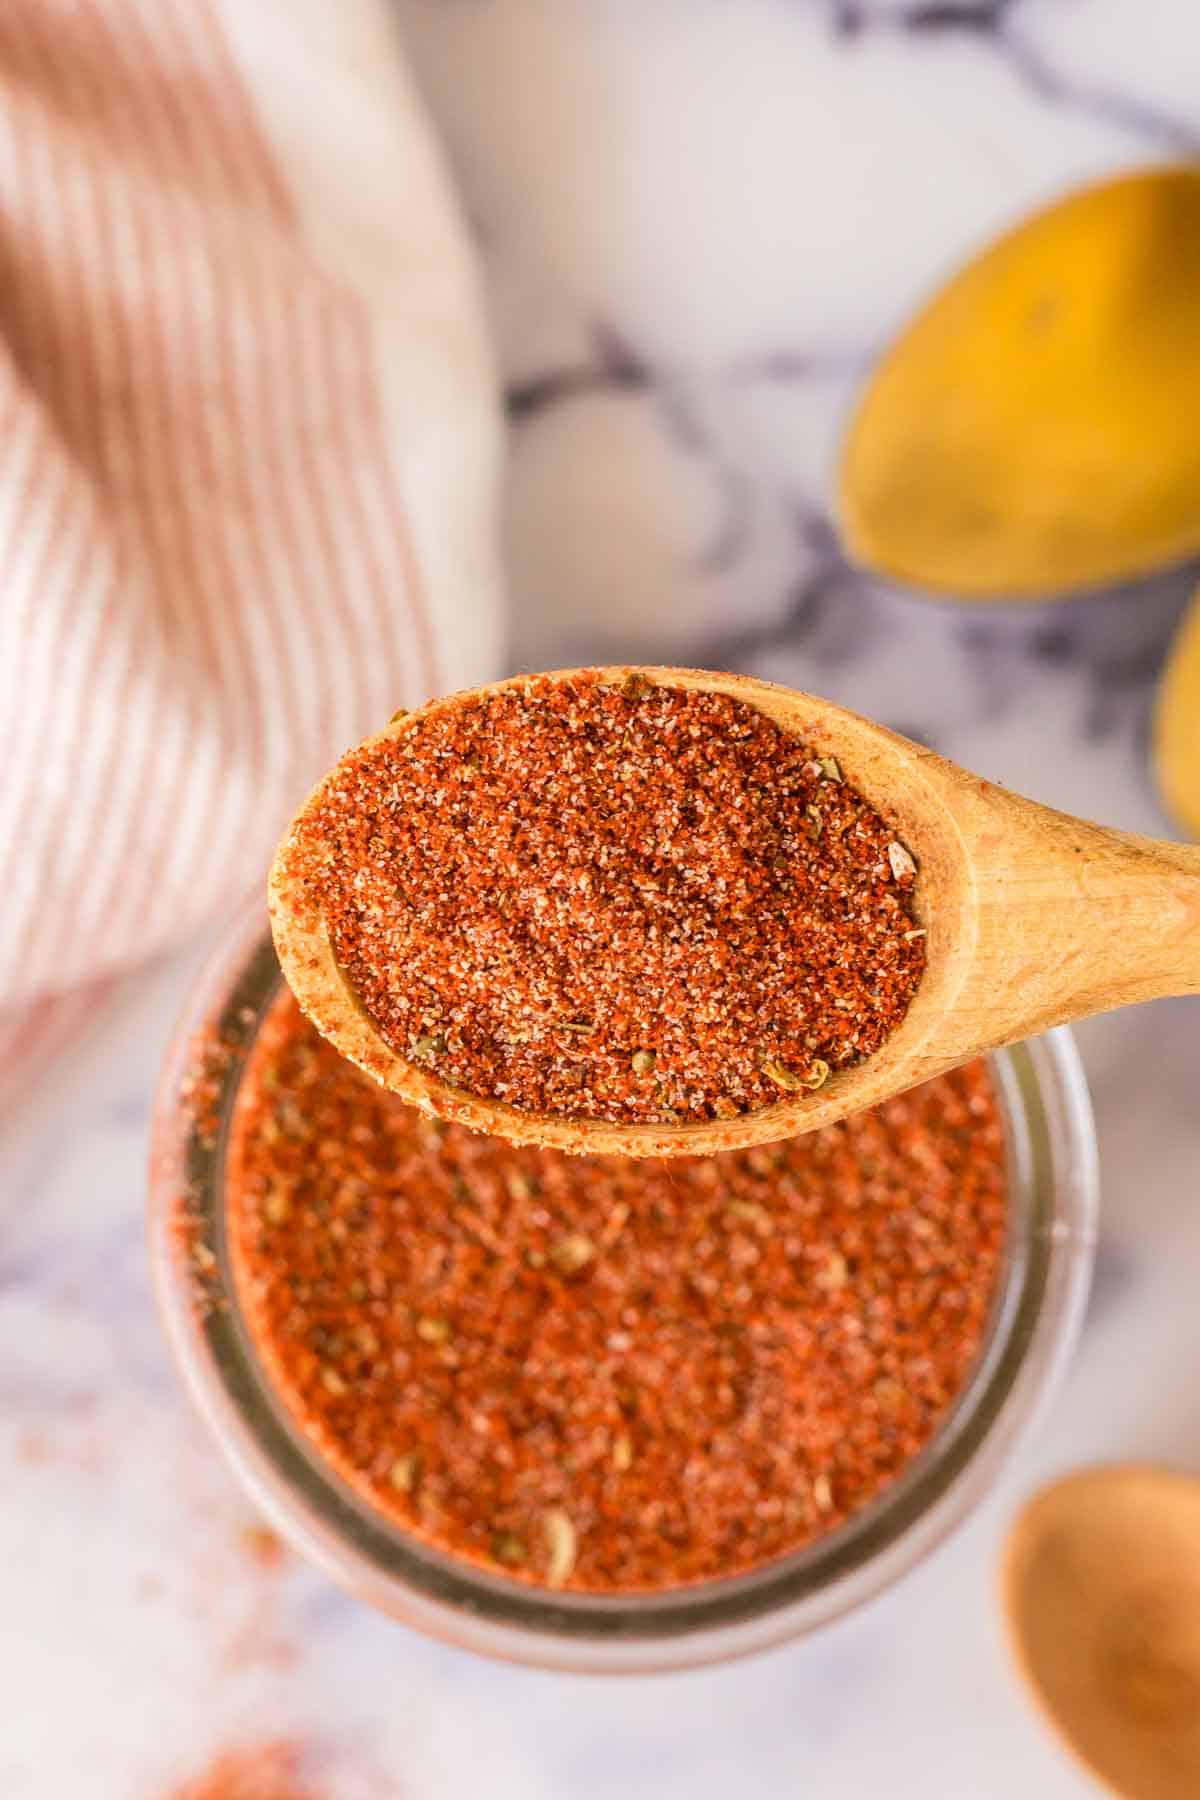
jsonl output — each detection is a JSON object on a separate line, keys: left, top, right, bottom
{"left": 276, "top": 671, "right": 925, "bottom": 1123}
{"left": 225, "top": 990, "right": 1005, "bottom": 1593}
{"left": 239, "top": 1521, "right": 287, "bottom": 1572}
{"left": 168, "top": 1741, "right": 317, "bottom": 1800}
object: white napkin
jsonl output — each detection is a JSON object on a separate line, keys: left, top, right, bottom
{"left": 0, "top": 0, "right": 504, "bottom": 1111}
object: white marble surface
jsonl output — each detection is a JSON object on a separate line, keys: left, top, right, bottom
{"left": 5, "top": 1, "right": 1200, "bottom": 1794}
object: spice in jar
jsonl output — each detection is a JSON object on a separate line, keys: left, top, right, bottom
{"left": 224, "top": 989, "right": 1005, "bottom": 1593}
{"left": 274, "top": 672, "right": 925, "bottom": 1124}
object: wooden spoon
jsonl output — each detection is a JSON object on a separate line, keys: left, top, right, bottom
{"left": 1001, "top": 1466, "right": 1200, "bottom": 1800}
{"left": 839, "top": 166, "right": 1200, "bottom": 599}
{"left": 268, "top": 666, "right": 1200, "bottom": 1156}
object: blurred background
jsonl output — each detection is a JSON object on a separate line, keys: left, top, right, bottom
{"left": 3, "top": 1, "right": 1199, "bottom": 1795}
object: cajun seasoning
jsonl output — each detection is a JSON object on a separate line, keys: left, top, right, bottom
{"left": 276, "top": 672, "right": 925, "bottom": 1124}
{"left": 172, "top": 1029, "right": 240, "bottom": 1318}
{"left": 167, "top": 1741, "right": 318, "bottom": 1800}
{"left": 225, "top": 990, "right": 1005, "bottom": 1593}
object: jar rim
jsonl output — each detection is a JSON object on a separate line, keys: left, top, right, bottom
{"left": 148, "top": 906, "right": 1098, "bottom": 1673}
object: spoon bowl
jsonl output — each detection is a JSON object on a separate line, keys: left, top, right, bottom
{"left": 1002, "top": 1466, "right": 1200, "bottom": 1800}
{"left": 839, "top": 165, "right": 1200, "bottom": 599}
{"left": 269, "top": 666, "right": 1200, "bottom": 1155}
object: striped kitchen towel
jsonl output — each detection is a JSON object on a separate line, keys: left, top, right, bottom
{"left": 0, "top": 0, "right": 503, "bottom": 1113}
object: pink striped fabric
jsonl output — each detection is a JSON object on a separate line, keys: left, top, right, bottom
{"left": 0, "top": 0, "right": 499, "bottom": 1110}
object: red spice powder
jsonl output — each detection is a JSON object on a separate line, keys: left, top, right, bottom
{"left": 168, "top": 1741, "right": 317, "bottom": 1800}
{"left": 226, "top": 991, "right": 1005, "bottom": 1593}
{"left": 277, "top": 672, "right": 926, "bottom": 1123}
{"left": 240, "top": 1521, "right": 287, "bottom": 1571}
{"left": 170, "top": 1026, "right": 242, "bottom": 1317}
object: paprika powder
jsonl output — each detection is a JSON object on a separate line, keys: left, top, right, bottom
{"left": 225, "top": 990, "right": 1005, "bottom": 1594}
{"left": 276, "top": 672, "right": 926, "bottom": 1125}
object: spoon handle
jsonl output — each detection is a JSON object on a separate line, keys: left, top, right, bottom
{"left": 940, "top": 781, "right": 1200, "bottom": 1055}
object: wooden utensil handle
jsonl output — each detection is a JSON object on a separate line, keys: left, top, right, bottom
{"left": 942, "top": 781, "right": 1200, "bottom": 1053}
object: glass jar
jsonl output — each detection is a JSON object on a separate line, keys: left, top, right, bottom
{"left": 148, "top": 907, "right": 1098, "bottom": 1674}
